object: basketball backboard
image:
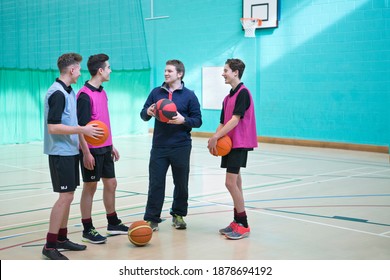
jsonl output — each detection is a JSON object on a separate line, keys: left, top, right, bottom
{"left": 242, "top": 0, "right": 278, "bottom": 29}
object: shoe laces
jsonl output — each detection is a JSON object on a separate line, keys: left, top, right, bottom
{"left": 89, "top": 228, "right": 100, "bottom": 236}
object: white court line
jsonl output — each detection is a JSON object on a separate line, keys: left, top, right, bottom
{"left": 245, "top": 167, "right": 389, "bottom": 195}
{"left": 193, "top": 166, "right": 371, "bottom": 203}
{"left": 250, "top": 208, "right": 390, "bottom": 239}
{"left": 0, "top": 163, "right": 50, "bottom": 175}
{"left": 379, "top": 231, "right": 390, "bottom": 236}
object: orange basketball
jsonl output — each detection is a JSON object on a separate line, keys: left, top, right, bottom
{"left": 84, "top": 120, "right": 109, "bottom": 146}
{"left": 128, "top": 220, "right": 153, "bottom": 247}
{"left": 212, "top": 135, "right": 232, "bottom": 156}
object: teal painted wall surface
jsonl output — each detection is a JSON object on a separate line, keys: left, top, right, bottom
{"left": 0, "top": 0, "right": 389, "bottom": 146}
{"left": 142, "top": 0, "right": 390, "bottom": 147}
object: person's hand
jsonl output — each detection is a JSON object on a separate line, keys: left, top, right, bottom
{"left": 207, "top": 136, "right": 218, "bottom": 156}
{"left": 83, "top": 123, "right": 104, "bottom": 139}
{"left": 111, "top": 146, "right": 120, "bottom": 162}
{"left": 83, "top": 152, "right": 95, "bottom": 170}
{"left": 147, "top": 104, "right": 156, "bottom": 117}
{"left": 167, "top": 111, "right": 185, "bottom": 125}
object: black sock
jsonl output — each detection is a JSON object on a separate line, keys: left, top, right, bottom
{"left": 235, "top": 211, "right": 248, "bottom": 228}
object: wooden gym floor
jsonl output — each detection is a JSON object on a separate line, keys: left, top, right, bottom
{"left": 0, "top": 135, "right": 389, "bottom": 260}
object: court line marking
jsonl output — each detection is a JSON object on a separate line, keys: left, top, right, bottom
{"left": 250, "top": 208, "right": 390, "bottom": 239}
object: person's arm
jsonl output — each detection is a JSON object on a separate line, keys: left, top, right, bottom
{"left": 140, "top": 92, "right": 155, "bottom": 121}
{"left": 174, "top": 92, "right": 202, "bottom": 128}
{"left": 47, "top": 91, "right": 102, "bottom": 137}
{"left": 77, "top": 92, "right": 96, "bottom": 170}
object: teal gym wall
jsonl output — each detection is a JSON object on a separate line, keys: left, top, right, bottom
{"left": 1, "top": 0, "right": 389, "bottom": 148}
{"left": 142, "top": 0, "right": 390, "bottom": 147}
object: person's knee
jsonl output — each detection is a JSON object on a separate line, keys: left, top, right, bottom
{"left": 59, "top": 192, "right": 74, "bottom": 204}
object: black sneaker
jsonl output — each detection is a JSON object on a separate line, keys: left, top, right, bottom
{"left": 42, "top": 246, "right": 69, "bottom": 260}
{"left": 57, "top": 239, "right": 87, "bottom": 251}
{"left": 82, "top": 227, "right": 107, "bottom": 244}
{"left": 107, "top": 223, "right": 129, "bottom": 235}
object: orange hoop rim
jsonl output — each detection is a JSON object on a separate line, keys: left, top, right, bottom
{"left": 240, "top": 18, "right": 262, "bottom": 26}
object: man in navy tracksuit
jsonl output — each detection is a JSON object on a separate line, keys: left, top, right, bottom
{"left": 140, "top": 59, "right": 202, "bottom": 231}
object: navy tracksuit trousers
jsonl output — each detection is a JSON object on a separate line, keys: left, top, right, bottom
{"left": 143, "top": 145, "right": 191, "bottom": 223}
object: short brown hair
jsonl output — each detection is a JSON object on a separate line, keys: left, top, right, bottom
{"left": 225, "top": 58, "right": 245, "bottom": 79}
{"left": 87, "top": 53, "right": 109, "bottom": 76}
{"left": 166, "top": 59, "right": 185, "bottom": 80}
{"left": 57, "top": 53, "right": 82, "bottom": 74}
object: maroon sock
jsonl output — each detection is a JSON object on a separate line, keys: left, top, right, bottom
{"left": 235, "top": 211, "right": 248, "bottom": 228}
{"left": 107, "top": 212, "right": 121, "bottom": 225}
{"left": 57, "top": 228, "right": 68, "bottom": 242}
{"left": 82, "top": 218, "right": 93, "bottom": 233}
{"left": 46, "top": 233, "right": 58, "bottom": 249}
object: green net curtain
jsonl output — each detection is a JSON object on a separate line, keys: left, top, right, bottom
{"left": 0, "top": 69, "right": 150, "bottom": 145}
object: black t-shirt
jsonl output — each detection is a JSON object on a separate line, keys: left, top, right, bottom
{"left": 47, "top": 79, "right": 73, "bottom": 124}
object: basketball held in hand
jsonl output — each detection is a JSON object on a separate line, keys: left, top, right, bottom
{"left": 154, "top": 98, "right": 177, "bottom": 122}
{"left": 84, "top": 120, "right": 109, "bottom": 146}
{"left": 128, "top": 220, "right": 153, "bottom": 247}
{"left": 212, "top": 135, "right": 232, "bottom": 156}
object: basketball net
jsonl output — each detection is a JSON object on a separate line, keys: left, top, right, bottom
{"left": 240, "top": 18, "right": 262, "bottom": 37}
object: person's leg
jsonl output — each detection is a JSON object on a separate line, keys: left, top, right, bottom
{"left": 225, "top": 172, "right": 245, "bottom": 213}
{"left": 48, "top": 192, "right": 74, "bottom": 239}
{"left": 170, "top": 145, "right": 191, "bottom": 216}
{"left": 80, "top": 181, "right": 107, "bottom": 243}
{"left": 79, "top": 152, "right": 107, "bottom": 243}
{"left": 170, "top": 145, "right": 191, "bottom": 229}
{"left": 43, "top": 192, "right": 74, "bottom": 260}
{"left": 80, "top": 181, "right": 98, "bottom": 221}
{"left": 102, "top": 177, "right": 117, "bottom": 215}
{"left": 103, "top": 176, "right": 129, "bottom": 234}
{"left": 43, "top": 155, "right": 82, "bottom": 259}
{"left": 144, "top": 147, "right": 170, "bottom": 225}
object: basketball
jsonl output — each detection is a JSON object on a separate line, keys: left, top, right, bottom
{"left": 128, "top": 220, "right": 153, "bottom": 246}
{"left": 154, "top": 98, "right": 177, "bottom": 122}
{"left": 84, "top": 120, "right": 109, "bottom": 146}
{"left": 213, "top": 135, "right": 232, "bottom": 156}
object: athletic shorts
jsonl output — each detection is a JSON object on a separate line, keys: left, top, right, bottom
{"left": 80, "top": 149, "right": 115, "bottom": 182}
{"left": 221, "top": 149, "right": 248, "bottom": 174}
{"left": 48, "top": 155, "right": 79, "bottom": 193}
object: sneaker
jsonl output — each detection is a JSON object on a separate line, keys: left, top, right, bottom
{"left": 57, "top": 239, "right": 87, "bottom": 251}
{"left": 107, "top": 223, "right": 129, "bottom": 235}
{"left": 172, "top": 214, "right": 186, "bottom": 229}
{"left": 82, "top": 227, "right": 107, "bottom": 244}
{"left": 146, "top": 221, "right": 159, "bottom": 231}
{"left": 42, "top": 246, "right": 69, "bottom": 260}
{"left": 219, "top": 221, "right": 238, "bottom": 235}
{"left": 225, "top": 223, "right": 250, "bottom": 240}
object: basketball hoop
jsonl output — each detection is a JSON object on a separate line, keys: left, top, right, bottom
{"left": 240, "top": 18, "right": 262, "bottom": 37}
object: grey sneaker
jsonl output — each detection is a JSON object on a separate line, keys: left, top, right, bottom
{"left": 146, "top": 221, "right": 159, "bottom": 231}
{"left": 82, "top": 227, "right": 107, "bottom": 244}
{"left": 42, "top": 246, "right": 69, "bottom": 260}
{"left": 172, "top": 214, "right": 186, "bottom": 229}
{"left": 219, "top": 221, "right": 238, "bottom": 235}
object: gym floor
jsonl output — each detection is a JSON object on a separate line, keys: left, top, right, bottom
{"left": 0, "top": 135, "right": 389, "bottom": 260}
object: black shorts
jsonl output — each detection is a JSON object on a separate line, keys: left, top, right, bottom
{"left": 221, "top": 149, "right": 248, "bottom": 174}
{"left": 48, "top": 155, "right": 79, "bottom": 193}
{"left": 80, "top": 149, "right": 115, "bottom": 182}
